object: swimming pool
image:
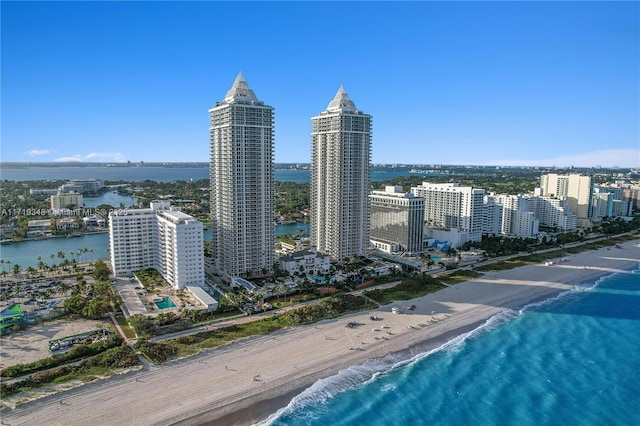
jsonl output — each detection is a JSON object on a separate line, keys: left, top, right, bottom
{"left": 311, "top": 275, "right": 335, "bottom": 283}
{"left": 154, "top": 297, "right": 177, "bottom": 310}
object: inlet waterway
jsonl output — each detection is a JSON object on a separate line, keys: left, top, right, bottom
{"left": 0, "top": 223, "right": 310, "bottom": 271}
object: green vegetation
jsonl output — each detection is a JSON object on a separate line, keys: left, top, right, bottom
{"left": 275, "top": 181, "right": 310, "bottom": 221}
{"left": 0, "top": 343, "right": 140, "bottom": 398}
{"left": 63, "top": 278, "right": 120, "bottom": 319}
{"left": 92, "top": 260, "right": 110, "bottom": 281}
{"left": 365, "top": 275, "right": 447, "bottom": 305}
{"left": 476, "top": 233, "right": 640, "bottom": 272}
{"left": 439, "top": 270, "right": 484, "bottom": 285}
{"left": 460, "top": 234, "right": 539, "bottom": 257}
{"left": 134, "top": 268, "right": 166, "bottom": 291}
{"left": 115, "top": 314, "right": 137, "bottom": 339}
{"left": 0, "top": 335, "right": 123, "bottom": 379}
{"left": 282, "top": 294, "right": 375, "bottom": 325}
{"left": 133, "top": 294, "right": 375, "bottom": 364}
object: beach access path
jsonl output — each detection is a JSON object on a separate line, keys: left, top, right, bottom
{"left": 2, "top": 240, "right": 639, "bottom": 426}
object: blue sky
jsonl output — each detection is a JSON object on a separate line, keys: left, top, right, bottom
{"left": 2, "top": 1, "right": 639, "bottom": 167}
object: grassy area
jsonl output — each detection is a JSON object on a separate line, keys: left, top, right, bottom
{"left": 134, "top": 268, "right": 166, "bottom": 290}
{"left": 364, "top": 275, "right": 446, "bottom": 305}
{"left": 115, "top": 314, "right": 137, "bottom": 339}
{"left": 439, "top": 270, "right": 484, "bottom": 285}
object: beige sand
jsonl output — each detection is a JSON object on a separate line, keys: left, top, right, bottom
{"left": 2, "top": 241, "right": 638, "bottom": 425}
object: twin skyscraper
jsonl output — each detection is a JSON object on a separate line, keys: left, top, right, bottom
{"left": 209, "top": 73, "right": 372, "bottom": 279}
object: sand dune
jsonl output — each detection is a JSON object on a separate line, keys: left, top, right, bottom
{"left": 2, "top": 241, "right": 638, "bottom": 426}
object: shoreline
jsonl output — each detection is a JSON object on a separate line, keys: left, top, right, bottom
{"left": 1, "top": 240, "right": 639, "bottom": 426}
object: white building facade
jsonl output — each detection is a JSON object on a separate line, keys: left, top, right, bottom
{"left": 369, "top": 186, "right": 424, "bottom": 254}
{"left": 278, "top": 250, "right": 331, "bottom": 276}
{"left": 109, "top": 201, "right": 204, "bottom": 289}
{"left": 310, "top": 86, "right": 371, "bottom": 261}
{"left": 209, "top": 73, "right": 275, "bottom": 279}
{"left": 50, "top": 192, "right": 84, "bottom": 210}
{"left": 540, "top": 173, "right": 593, "bottom": 227}
{"left": 411, "top": 182, "right": 485, "bottom": 247}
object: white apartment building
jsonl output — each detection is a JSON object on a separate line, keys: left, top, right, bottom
{"left": 310, "top": 86, "right": 371, "bottom": 261}
{"left": 59, "top": 179, "right": 104, "bottom": 195}
{"left": 526, "top": 196, "right": 577, "bottom": 232}
{"left": 481, "top": 197, "right": 504, "bottom": 236}
{"left": 488, "top": 194, "right": 539, "bottom": 238}
{"left": 369, "top": 186, "right": 424, "bottom": 254}
{"left": 592, "top": 185, "right": 632, "bottom": 219}
{"left": 109, "top": 201, "right": 204, "bottom": 289}
{"left": 540, "top": 173, "right": 593, "bottom": 227}
{"left": 411, "top": 182, "right": 485, "bottom": 246}
{"left": 209, "top": 73, "right": 275, "bottom": 279}
{"left": 50, "top": 192, "right": 84, "bottom": 210}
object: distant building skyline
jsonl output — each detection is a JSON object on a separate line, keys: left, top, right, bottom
{"left": 209, "top": 73, "right": 275, "bottom": 278}
{"left": 310, "top": 86, "right": 372, "bottom": 260}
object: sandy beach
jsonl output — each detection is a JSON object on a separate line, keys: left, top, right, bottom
{"left": 2, "top": 241, "right": 638, "bottom": 426}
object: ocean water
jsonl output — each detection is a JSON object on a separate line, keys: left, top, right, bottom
{"left": 261, "top": 268, "right": 640, "bottom": 426}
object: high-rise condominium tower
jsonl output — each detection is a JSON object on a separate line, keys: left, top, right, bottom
{"left": 310, "top": 86, "right": 372, "bottom": 261}
{"left": 209, "top": 73, "right": 275, "bottom": 278}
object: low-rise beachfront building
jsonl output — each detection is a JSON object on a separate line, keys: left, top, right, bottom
{"left": 109, "top": 201, "right": 204, "bottom": 289}
{"left": 231, "top": 277, "right": 258, "bottom": 292}
{"left": 186, "top": 285, "right": 219, "bottom": 311}
{"left": 279, "top": 249, "right": 331, "bottom": 276}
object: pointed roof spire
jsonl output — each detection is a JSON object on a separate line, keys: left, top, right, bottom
{"left": 224, "top": 72, "right": 261, "bottom": 104}
{"left": 326, "top": 85, "right": 358, "bottom": 113}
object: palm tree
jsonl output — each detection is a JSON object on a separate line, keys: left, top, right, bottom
{"left": 58, "top": 281, "right": 71, "bottom": 296}
{"left": 26, "top": 266, "right": 36, "bottom": 278}
{"left": 57, "top": 251, "right": 65, "bottom": 265}
{"left": 12, "top": 263, "right": 20, "bottom": 278}
{"left": 1, "top": 259, "right": 11, "bottom": 275}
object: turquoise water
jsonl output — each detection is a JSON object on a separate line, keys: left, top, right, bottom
{"left": 262, "top": 268, "right": 640, "bottom": 426}
{"left": 154, "top": 297, "right": 176, "bottom": 309}
{"left": 310, "top": 275, "right": 335, "bottom": 283}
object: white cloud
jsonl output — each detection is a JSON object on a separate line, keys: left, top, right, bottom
{"left": 24, "top": 148, "right": 51, "bottom": 157}
{"left": 54, "top": 152, "right": 126, "bottom": 162}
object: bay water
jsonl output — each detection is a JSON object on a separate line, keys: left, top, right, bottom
{"left": 0, "top": 165, "right": 415, "bottom": 183}
{"left": 262, "top": 268, "right": 640, "bottom": 426}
